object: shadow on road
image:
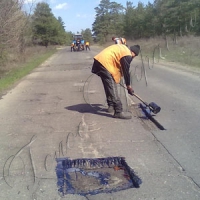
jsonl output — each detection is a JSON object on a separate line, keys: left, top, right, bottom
{"left": 65, "top": 103, "right": 112, "bottom": 117}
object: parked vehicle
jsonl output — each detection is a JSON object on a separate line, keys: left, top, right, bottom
{"left": 72, "top": 34, "right": 84, "bottom": 51}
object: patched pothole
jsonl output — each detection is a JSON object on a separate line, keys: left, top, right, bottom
{"left": 56, "top": 157, "right": 141, "bottom": 197}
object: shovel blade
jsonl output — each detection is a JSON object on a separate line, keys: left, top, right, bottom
{"left": 149, "top": 102, "right": 161, "bottom": 114}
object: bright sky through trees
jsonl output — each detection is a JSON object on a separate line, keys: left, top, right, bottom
{"left": 24, "top": 0, "right": 154, "bottom": 33}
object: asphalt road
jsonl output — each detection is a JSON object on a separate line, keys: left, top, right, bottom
{"left": 131, "top": 59, "right": 200, "bottom": 186}
{"left": 0, "top": 46, "right": 200, "bottom": 200}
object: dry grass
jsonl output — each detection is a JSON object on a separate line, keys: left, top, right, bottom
{"left": 0, "top": 46, "right": 57, "bottom": 94}
{"left": 103, "top": 36, "right": 200, "bottom": 69}
{"left": 0, "top": 46, "right": 56, "bottom": 77}
{"left": 131, "top": 36, "right": 200, "bottom": 68}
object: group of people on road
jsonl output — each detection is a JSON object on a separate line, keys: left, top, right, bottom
{"left": 71, "top": 41, "right": 90, "bottom": 52}
{"left": 92, "top": 36, "right": 140, "bottom": 120}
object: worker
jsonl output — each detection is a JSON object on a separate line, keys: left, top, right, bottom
{"left": 85, "top": 41, "right": 90, "bottom": 51}
{"left": 81, "top": 39, "right": 85, "bottom": 50}
{"left": 71, "top": 42, "right": 74, "bottom": 52}
{"left": 112, "top": 36, "right": 127, "bottom": 46}
{"left": 91, "top": 44, "right": 140, "bottom": 119}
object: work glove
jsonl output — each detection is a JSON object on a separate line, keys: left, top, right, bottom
{"left": 127, "top": 87, "right": 134, "bottom": 96}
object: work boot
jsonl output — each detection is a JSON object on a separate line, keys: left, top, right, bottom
{"left": 113, "top": 112, "right": 132, "bottom": 119}
{"left": 107, "top": 106, "right": 114, "bottom": 113}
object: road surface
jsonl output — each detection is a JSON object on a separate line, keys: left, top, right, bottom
{"left": 0, "top": 46, "right": 200, "bottom": 200}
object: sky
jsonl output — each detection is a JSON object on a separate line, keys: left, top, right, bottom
{"left": 25, "top": 0, "right": 154, "bottom": 33}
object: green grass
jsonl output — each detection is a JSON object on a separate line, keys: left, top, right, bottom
{"left": 0, "top": 48, "right": 57, "bottom": 94}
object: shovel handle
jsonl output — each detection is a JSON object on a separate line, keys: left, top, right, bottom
{"left": 132, "top": 93, "right": 160, "bottom": 114}
{"left": 132, "top": 93, "right": 149, "bottom": 107}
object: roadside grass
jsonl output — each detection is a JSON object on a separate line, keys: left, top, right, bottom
{"left": 133, "top": 36, "right": 200, "bottom": 69}
{"left": 0, "top": 47, "right": 57, "bottom": 94}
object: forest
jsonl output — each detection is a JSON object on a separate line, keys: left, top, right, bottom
{"left": 93, "top": 0, "right": 200, "bottom": 43}
{"left": 0, "top": 0, "right": 199, "bottom": 70}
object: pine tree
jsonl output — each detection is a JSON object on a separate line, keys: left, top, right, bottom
{"left": 32, "top": 2, "right": 67, "bottom": 46}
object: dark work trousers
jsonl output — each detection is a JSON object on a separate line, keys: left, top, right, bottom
{"left": 91, "top": 60, "right": 122, "bottom": 113}
{"left": 86, "top": 45, "right": 90, "bottom": 51}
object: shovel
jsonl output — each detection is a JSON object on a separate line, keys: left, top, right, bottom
{"left": 131, "top": 93, "right": 161, "bottom": 114}
{"left": 119, "top": 83, "right": 161, "bottom": 114}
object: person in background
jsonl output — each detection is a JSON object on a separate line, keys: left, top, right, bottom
{"left": 81, "top": 39, "right": 85, "bottom": 50}
{"left": 76, "top": 38, "right": 81, "bottom": 49}
{"left": 85, "top": 41, "right": 90, "bottom": 51}
{"left": 112, "top": 36, "right": 127, "bottom": 46}
{"left": 71, "top": 42, "right": 74, "bottom": 52}
{"left": 91, "top": 44, "right": 140, "bottom": 119}
{"left": 81, "top": 39, "right": 85, "bottom": 45}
